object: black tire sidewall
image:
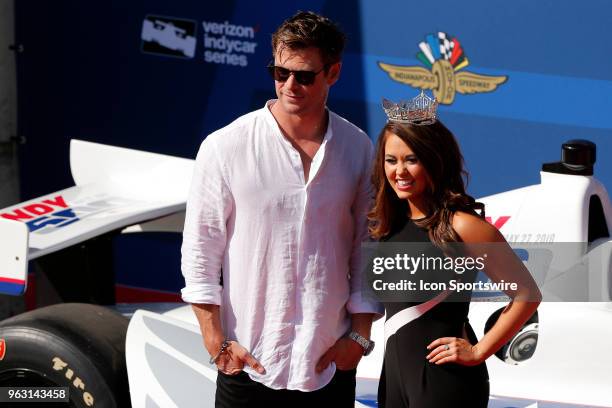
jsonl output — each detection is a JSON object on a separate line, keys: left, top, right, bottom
{"left": 0, "top": 325, "right": 117, "bottom": 408}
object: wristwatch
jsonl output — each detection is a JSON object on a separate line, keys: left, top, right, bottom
{"left": 348, "top": 331, "right": 375, "bottom": 356}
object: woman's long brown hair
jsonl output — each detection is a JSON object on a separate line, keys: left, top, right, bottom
{"left": 368, "top": 120, "right": 484, "bottom": 245}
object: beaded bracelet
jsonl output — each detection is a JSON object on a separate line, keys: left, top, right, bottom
{"left": 209, "top": 339, "right": 230, "bottom": 364}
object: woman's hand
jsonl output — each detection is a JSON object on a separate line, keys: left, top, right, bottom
{"left": 426, "top": 337, "right": 484, "bottom": 366}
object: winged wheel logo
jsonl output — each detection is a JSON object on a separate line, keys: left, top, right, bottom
{"left": 379, "top": 32, "right": 508, "bottom": 104}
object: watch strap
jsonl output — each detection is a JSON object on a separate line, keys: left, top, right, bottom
{"left": 348, "top": 331, "right": 375, "bottom": 356}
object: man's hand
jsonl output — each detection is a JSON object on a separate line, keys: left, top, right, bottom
{"left": 213, "top": 340, "right": 266, "bottom": 376}
{"left": 192, "top": 304, "right": 266, "bottom": 376}
{"left": 315, "top": 337, "right": 363, "bottom": 373}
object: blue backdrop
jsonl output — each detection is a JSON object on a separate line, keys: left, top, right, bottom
{"left": 14, "top": 0, "right": 612, "bottom": 296}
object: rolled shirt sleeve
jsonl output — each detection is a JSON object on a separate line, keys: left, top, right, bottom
{"left": 181, "top": 136, "right": 233, "bottom": 305}
{"left": 346, "top": 139, "right": 385, "bottom": 318}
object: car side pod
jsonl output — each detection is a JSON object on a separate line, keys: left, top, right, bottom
{"left": 126, "top": 309, "right": 218, "bottom": 408}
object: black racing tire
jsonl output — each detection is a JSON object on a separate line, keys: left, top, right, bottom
{"left": 0, "top": 303, "right": 130, "bottom": 408}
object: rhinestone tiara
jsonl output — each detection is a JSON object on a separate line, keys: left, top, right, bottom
{"left": 382, "top": 90, "right": 439, "bottom": 125}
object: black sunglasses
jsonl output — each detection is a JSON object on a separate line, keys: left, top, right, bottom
{"left": 266, "top": 64, "right": 329, "bottom": 86}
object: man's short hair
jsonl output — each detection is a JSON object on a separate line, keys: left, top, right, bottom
{"left": 271, "top": 11, "right": 346, "bottom": 65}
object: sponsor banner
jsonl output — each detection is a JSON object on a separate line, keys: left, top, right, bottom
{"left": 140, "top": 14, "right": 261, "bottom": 67}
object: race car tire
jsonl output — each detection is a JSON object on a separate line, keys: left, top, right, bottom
{"left": 0, "top": 303, "right": 130, "bottom": 408}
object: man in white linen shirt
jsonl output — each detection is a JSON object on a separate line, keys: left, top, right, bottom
{"left": 181, "top": 11, "right": 382, "bottom": 407}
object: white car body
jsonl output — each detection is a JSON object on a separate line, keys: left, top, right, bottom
{"left": 1, "top": 140, "right": 611, "bottom": 407}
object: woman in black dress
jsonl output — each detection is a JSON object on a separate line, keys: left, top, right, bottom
{"left": 369, "top": 95, "right": 541, "bottom": 407}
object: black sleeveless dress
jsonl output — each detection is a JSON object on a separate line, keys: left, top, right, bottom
{"left": 377, "top": 218, "right": 489, "bottom": 408}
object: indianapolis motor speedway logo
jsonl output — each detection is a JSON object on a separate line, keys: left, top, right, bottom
{"left": 379, "top": 32, "right": 508, "bottom": 104}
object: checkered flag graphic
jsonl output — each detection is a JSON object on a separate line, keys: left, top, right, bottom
{"left": 438, "top": 32, "right": 454, "bottom": 61}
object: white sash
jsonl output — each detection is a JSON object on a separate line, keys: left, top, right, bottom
{"left": 384, "top": 289, "right": 453, "bottom": 344}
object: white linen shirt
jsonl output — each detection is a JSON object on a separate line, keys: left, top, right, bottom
{"left": 181, "top": 100, "right": 383, "bottom": 391}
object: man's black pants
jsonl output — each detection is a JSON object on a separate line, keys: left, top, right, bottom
{"left": 215, "top": 369, "right": 356, "bottom": 408}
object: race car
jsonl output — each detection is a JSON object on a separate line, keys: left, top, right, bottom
{"left": 141, "top": 17, "right": 197, "bottom": 58}
{"left": 0, "top": 139, "right": 610, "bottom": 407}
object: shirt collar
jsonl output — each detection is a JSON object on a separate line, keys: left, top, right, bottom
{"left": 263, "top": 99, "right": 334, "bottom": 143}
